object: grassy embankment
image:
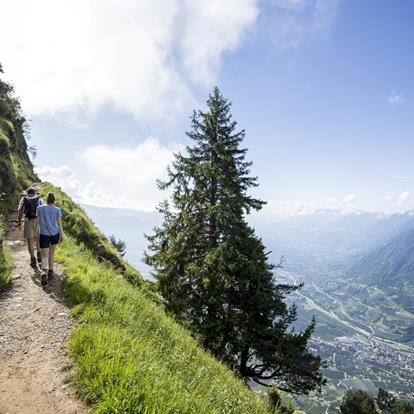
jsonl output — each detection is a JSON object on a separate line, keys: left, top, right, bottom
{"left": 57, "top": 237, "right": 274, "bottom": 414}
{"left": 40, "top": 182, "right": 275, "bottom": 413}
{"left": 0, "top": 82, "right": 36, "bottom": 289}
{"left": 0, "top": 219, "right": 13, "bottom": 288}
{"left": 40, "top": 182, "right": 144, "bottom": 287}
{"left": 0, "top": 68, "right": 292, "bottom": 412}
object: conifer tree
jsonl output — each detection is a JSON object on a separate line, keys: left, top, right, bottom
{"left": 339, "top": 390, "right": 376, "bottom": 414}
{"left": 109, "top": 234, "right": 127, "bottom": 257}
{"left": 145, "top": 87, "right": 323, "bottom": 394}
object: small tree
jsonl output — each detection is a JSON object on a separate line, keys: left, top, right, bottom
{"left": 377, "top": 388, "right": 414, "bottom": 414}
{"left": 339, "top": 390, "right": 376, "bottom": 414}
{"left": 267, "top": 387, "right": 295, "bottom": 414}
{"left": 378, "top": 388, "right": 397, "bottom": 413}
{"left": 145, "top": 87, "right": 323, "bottom": 394}
{"left": 109, "top": 235, "right": 126, "bottom": 257}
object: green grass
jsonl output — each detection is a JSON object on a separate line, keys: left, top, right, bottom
{"left": 57, "top": 237, "right": 273, "bottom": 414}
{"left": 0, "top": 235, "right": 13, "bottom": 289}
{"left": 39, "top": 182, "right": 144, "bottom": 287}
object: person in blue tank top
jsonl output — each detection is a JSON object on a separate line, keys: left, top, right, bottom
{"left": 35, "top": 192, "right": 64, "bottom": 286}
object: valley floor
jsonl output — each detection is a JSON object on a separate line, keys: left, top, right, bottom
{"left": 0, "top": 215, "right": 85, "bottom": 414}
{"left": 277, "top": 270, "right": 414, "bottom": 413}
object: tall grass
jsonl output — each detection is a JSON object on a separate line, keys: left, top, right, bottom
{"left": 0, "top": 231, "right": 13, "bottom": 289}
{"left": 40, "top": 182, "right": 143, "bottom": 286}
{"left": 58, "top": 237, "right": 272, "bottom": 414}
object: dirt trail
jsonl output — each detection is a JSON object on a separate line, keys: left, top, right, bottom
{"left": 0, "top": 214, "right": 86, "bottom": 414}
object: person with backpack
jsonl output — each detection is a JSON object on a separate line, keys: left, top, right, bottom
{"left": 35, "top": 192, "right": 64, "bottom": 286}
{"left": 17, "top": 187, "right": 43, "bottom": 268}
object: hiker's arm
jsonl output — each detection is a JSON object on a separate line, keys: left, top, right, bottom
{"left": 58, "top": 217, "right": 64, "bottom": 243}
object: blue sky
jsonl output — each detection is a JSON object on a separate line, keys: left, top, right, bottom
{"left": 1, "top": 0, "right": 414, "bottom": 217}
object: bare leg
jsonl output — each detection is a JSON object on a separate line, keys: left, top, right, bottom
{"left": 27, "top": 237, "right": 35, "bottom": 258}
{"left": 49, "top": 244, "right": 57, "bottom": 271}
{"left": 40, "top": 247, "right": 49, "bottom": 286}
{"left": 35, "top": 235, "right": 41, "bottom": 258}
{"left": 41, "top": 247, "right": 49, "bottom": 271}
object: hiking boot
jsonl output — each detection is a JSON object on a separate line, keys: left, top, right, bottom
{"left": 37, "top": 251, "right": 42, "bottom": 264}
{"left": 30, "top": 256, "right": 37, "bottom": 268}
{"left": 41, "top": 273, "right": 47, "bottom": 286}
{"left": 48, "top": 269, "right": 54, "bottom": 280}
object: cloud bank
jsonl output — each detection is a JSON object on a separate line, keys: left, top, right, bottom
{"left": 0, "top": 0, "right": 341, "bottom": 124}
{"left": 0, "top": 0, "right": 258, "bottom": 122}
{"left": 36, "top": 138, "right": 180, "bottom": 210}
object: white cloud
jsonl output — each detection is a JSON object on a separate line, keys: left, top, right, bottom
{"left": 35, "top": 165, "right": 82, "bottom": 196}
{"left": 0, "top": 0, "right": 258, "bottom": 122}
{"left": 36, "top": 138, "right": 181, "bottom": 210}
{"left": 260, "top": 193, "right": 358, "bottom": 218}
{"left": 35, "top": 165, "right": 114, "bottom": 206}
{"left": 265, "top": 0, "right": 339, "bottom": 48}
{"left": 79, "top": 138, "right": 180, "bottom": 210}
{"left": 388, "top": 90, "right": 405, "bottom": 108}
{"left": 78, "top": 138, "right": 179, "bottom": 185}
{"left": 397, "top": 190, "right": 410, "bottom": 205}
{"left": 384, "top": 190, "right": 411, "bottom": 212}
{"left": 343, "top": 193, "right": 356, "bottom": 203}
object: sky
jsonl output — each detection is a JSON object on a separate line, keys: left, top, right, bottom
{"left": 1, "top": 0, "right": 414, "bottom": 218}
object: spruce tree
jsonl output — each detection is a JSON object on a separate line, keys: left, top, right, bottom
{"left": 339, "top": 390, "right": 377, "bottom": 414}
{"left": 145, "top": 87, "right": 323, "bottom": 394}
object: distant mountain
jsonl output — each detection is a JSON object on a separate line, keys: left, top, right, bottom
{"left": 82, "top": 205, "right": 414, "bottom": 280}
{"left": 253, "top": 209, "right": 414, "bottom": 276}
{"left": 348, "top": 228, "right": 414, "bottom": 313}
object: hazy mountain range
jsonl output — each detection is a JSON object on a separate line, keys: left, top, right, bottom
{"left": 83, "top": 205, "right": 414, "bottom": 286}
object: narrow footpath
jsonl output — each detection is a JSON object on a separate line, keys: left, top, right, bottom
{"left": 0, "top": 214, "right": 86, "bottom": 414}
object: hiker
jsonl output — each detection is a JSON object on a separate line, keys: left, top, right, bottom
{"left": 17, "top": 187, "right": 43, "bottom": 268}
{"left": 35, "top": 192, "right": 64, "bottom": 286}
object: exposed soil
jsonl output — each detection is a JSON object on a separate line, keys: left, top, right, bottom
{"left": 0, "top": 214, "right": 86, "bottom": 414}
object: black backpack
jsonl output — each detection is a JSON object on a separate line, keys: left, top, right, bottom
{"left": 23, "top": 196, "right": 40, "bottom": 219}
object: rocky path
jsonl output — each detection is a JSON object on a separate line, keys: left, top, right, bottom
{"left": 0, "top": 215, "right": 86, "bottom": 414}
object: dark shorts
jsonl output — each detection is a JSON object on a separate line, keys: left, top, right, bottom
{"left": 39, "top": 233, "right": 60, "bottom": 248}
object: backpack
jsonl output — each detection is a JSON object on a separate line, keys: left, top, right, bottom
{"left": 23, "top": 196, "right": 40, "bottom": 219}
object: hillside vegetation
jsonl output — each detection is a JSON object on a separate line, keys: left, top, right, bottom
{"left": 0, "top": 220, "right": 12, "bottom": 288}
{"left": 39, "top": 182, "right": 282, "bottom": 412}
{"left": 345, "top": 229, "right": 414, "bottom": 343}
{"left": 0, "top": 64, "right": 36, "bottom": 288}
{"left": 0, "top": 66, "right": 297, "bottom": 413}
{"left": 39, "top": 182, "right": 144, "bottom": 287}
{"left": 349, "top": 228, "right": 414, "bottom": 313}
{"left": 56, "top": 236, "right": 274, "bottom": 414}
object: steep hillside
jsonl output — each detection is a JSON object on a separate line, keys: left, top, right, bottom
{"left": 256, "top": 209, "right": 414, "bottom": 276}
{"left": 55, "top": 236, "right": 274, "bottom": 414}
{"left": 0, "top": 67, "right": 283, "bottom": 413}
{"left": 0, "top": 65, "right": 37, "bottom": 214}
{"left": 40, "top": 183, "right": 144, "bottom": 287}
{"left": 37, "top": 184, "right": 277, "bottom": 413}
{"left": 349, "top": 228, "right": 414, "bottom": 314}
{"left": 0, "top": 65, "right": 37, "bottom": 287}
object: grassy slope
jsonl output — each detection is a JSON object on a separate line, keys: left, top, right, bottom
{"left": 39, "top": 182, "right": 144, "bottom": 287}
{"left": 0, "top": 220, "right": 12, "bottom": 288}
{"left": 41, "top": 182, "right": 277, "bottom": 413}
{"left": 57, "top": 237, "right": 272, "bottom": 414}
{"left": 0, "top": 71, "right": 291, "bottom": 414}
{"left": 0, "top": 78, "right": 37, "bottom": 289}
